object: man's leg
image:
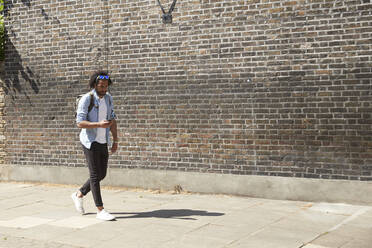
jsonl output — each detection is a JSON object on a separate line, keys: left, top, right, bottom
{"left": 90, "top": 143, "right": 108, "bottom": 208}
{"left": 79, "top": 143, "right": 108, "bottom": 202}
{"left": 80, "top": 142, "right": 105, "bottom": 207}
{"left": 89, "top": 143, "right": 115, "bottom": 221}
{"left": 71, "top": 144, "right": 97, "bottom": 215}
{"left": 79, "top": 145, "right": 94, "bottom": 197}
{"left": 75, "top": 142, "right": 114, "bottom": 220}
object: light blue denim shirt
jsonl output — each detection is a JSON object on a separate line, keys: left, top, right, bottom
{"left": 76, "top": 89, "right": 117, "bottom": 149}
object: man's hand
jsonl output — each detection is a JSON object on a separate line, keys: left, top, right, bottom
{"left": 111, "top": 141, "right": 118, "bottom": 154}
{"left": 98, "top": 120, "right": 113, "bottom": 128}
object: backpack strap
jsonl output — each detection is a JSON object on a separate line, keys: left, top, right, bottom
{"left": 87, "top": 92, "right": 94, "bottom": 113}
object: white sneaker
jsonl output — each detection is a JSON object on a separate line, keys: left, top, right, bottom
{"left": 71, "top": 192, "right": 85, "bottom": 215}
{"left": 96, "top": 209, "right": 116, "bottom": 221}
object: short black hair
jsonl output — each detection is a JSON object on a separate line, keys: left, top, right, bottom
{"left": 88, "top": 71, "right": 112, "bottom": 89}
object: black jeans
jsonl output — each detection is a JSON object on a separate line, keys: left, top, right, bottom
{"left": 80, "top": 142, "right": 108, "bottom": 207}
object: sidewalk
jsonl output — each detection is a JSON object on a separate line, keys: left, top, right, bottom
{"left": 0, "top": 182, "right": 371, "bottom": 248}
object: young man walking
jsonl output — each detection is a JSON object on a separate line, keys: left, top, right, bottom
{"left": 72, "top": 71, "right": 118, "bottom": 221}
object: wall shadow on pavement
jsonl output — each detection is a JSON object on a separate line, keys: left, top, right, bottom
{"left": 110, "top": 209, "right": 225, "bottom": 220}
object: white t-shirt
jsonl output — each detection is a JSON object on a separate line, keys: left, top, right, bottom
{"left": 95, "top": 97, "right": 108, "bottom": 144}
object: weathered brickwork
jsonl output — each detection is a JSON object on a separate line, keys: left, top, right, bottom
{"left": 3, "top": 0, "right": 372, "bottom": 180}
{"left": 0, "top": 62, "right": 5, "bottom": 164}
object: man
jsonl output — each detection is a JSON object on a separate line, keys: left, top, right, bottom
{"left": 72, "top": 71, "right": 118, "bottom": 221}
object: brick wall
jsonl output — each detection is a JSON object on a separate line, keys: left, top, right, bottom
{"left": 0, "top": 62, "right": 5, "bottom": 164}
{"left": 3, "top": 0, "right": 372, "bottom": 180}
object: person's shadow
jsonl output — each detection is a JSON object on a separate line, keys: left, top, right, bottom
{"left": 87, "top": 209, "right": 224, "bottom": 220}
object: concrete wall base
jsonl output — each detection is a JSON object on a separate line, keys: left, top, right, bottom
{"left": 1, "top": 164, "right": 371, "bottom": 205}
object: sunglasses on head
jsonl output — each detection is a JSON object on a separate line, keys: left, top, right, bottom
{"left": 96, "top": 75, "right": 110, "bottom": 81}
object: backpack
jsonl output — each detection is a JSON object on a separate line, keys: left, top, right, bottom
{"left": 75, "top": 92, "right": 94, "bottom": 118}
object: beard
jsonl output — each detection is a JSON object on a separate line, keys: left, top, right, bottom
{"left": 96, "top": 90, "right": 107, "bottom": 97}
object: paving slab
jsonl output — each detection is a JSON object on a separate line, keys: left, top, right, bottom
{"left": 339, "top": 239, "right": 372, "bottom": 248}
{"left": 48, "top": 216, "right": 102, "bottom": 229}
{"left": 0, "top": 216, "right": 54, "bottom": 229}
{"left": 308, "top": 202, "right": 367, "bottom": 215}
{"left": 0, "top": 235, "right": 80, "bottom": 248}
{"left": 0, "top": 181, "right": 371, "bottom": 248}
{"left": 158, "top": 234, "right": 232, "bottom": 248}
{"left": 8, "top": 224, "right": 75, "bottom": 243}
{"left": 310, "top": 232, "right": 353, "bottom": 248}
{"left": 303, "top": 245, "right": 330, "bottom": 248}
{"left": 249, "top": 225, "right": 318, "bottom": 247}
{"left": 346, "top": 215, "right": 372, "bottom": 229}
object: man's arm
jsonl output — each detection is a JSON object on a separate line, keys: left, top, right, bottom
{"left": 110, "top": 119, "right": 118, "bottom": 153}
{"left": 77, "top": 120, "right": 112, "bottom": 129}
{"left": 76, "top": 93, "right": 108, "bottom": 128}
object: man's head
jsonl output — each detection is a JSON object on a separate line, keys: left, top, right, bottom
{"left": 89, "top": 71, "right": 112, "bottom": 98}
